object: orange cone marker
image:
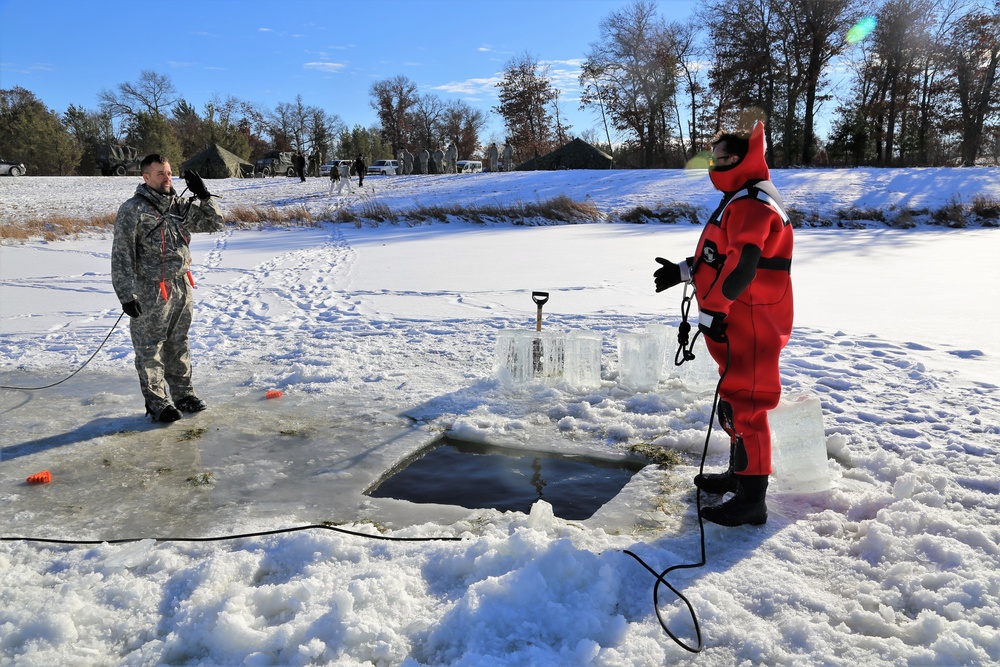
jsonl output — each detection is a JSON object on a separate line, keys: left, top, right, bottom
{"left": 27, "top": 470, "right": 52, "bottom": 484}
{"left": 265, "top": 390, "right": 283, "bottom": 399}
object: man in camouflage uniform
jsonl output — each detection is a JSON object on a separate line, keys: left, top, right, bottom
{"left": 112, "top": 154, "right": 225, "bottom": 423}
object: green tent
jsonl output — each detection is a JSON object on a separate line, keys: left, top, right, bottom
{"left": 180, "top": 144, "right": 254, "bottom": 179}
{"left": 516, "top": 138, "right": 613, "bottom": 171}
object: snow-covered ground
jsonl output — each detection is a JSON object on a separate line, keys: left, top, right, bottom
{"left": 1, "top": 169, "right": 998, "bottom": 666}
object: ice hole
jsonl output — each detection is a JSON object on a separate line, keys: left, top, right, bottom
{"left": 366, "top": 436, "right": 646, "bottom": 520}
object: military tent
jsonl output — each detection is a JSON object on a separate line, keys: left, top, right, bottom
{"left": 180, "top": 144, "right": 254, "bottom": 179}
{"left": 516, "top": 138, "right": 613, "bottom": 171}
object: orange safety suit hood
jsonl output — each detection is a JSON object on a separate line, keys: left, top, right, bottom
{"left": 710, "top": 120, "right": 770, "bottom": 193}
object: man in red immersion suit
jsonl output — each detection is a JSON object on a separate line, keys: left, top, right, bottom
{"left": 653, "top": 120, "right": 793, "bottom": 526}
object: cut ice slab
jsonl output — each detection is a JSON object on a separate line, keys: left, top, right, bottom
{"left": 770, "top": 395, "right": 831, "bottom": 494}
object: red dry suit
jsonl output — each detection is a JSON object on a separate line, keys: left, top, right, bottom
{"left": 692, "top": 121, "right": 793, "bottom": 476}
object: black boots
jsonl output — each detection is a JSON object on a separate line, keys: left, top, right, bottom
{"left": 694, "top": 437, "right": 739, "bottom": 495}
{"left": 700, "top": 474, "right": 769, "bottom": 527}
{"left": 146, "top": 402, "right": 182, "bottom": 423}
{"left": 694, "top": 469, "right": 738, "bottom": 494}
{"left": 176, "top": 395, "right": 207, "bottom": 413}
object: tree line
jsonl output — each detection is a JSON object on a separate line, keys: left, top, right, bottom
{"left": 575, "top": 0, "right": 998, "bottom": 168}
{"left": 1, "top": 0, "right": 997, "bottom": 175}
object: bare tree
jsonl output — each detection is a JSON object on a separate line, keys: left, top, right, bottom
{"left": 370, "top": 75, "right": 419, "bottom": 155}
{"left": 666, "top": 19, "right": 708, "bottom": 159}
{"left": 581, "top": 1, "right": 679, "bottom": 167}
{"left": 774, "top": 0, "right": 859, "bottom": 165}
{"left": 943, "top": 6, "right": 1000, "bottom": 165}
{"left": 868, "top": 0, "right": 937, "bottom": 165}
{"left": 702, "top": 0, "right": 782, "bottom": 159}
{"left": 98, "top": 70, "right": 179, "bottom": 139}
{"left": 409, "top": 93, "right": 447, "bottom": 151}
{"left": 440, "top": 99, "right": 488, "bottom": 159}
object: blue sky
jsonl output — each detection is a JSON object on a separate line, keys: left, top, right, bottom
{"left": 0, "top": 0, "right": 700, "bottom": 146}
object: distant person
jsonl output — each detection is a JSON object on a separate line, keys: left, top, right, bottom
{"left": 293, "top": 152, "right": 306, "bottom": 182}
{"left": 111, "top": 155, "right": 224, "bottom": 423}
{"left": 400, "top": 148, "right": 414, "bottom": 175}
{"left": 354, "top": 154, "right": 366, "bottom": 187}
{"left": 653, "top": 121, "right": 793, "bottom": 527}
{"left": 445, "top": 142, "right": 458, "bottom": 174}
{"left": 333, "top": 162, "right": 354, "bottom": 194}
{"left": 328, "top": 160, "right": 341, "bottom": 194}
{"left": 487, "top": 143, "right": 499, "bottom": 172}
{"left": 418, "top": 149, "right": 430, "bottom": 175}
{"left": 433, "top": 148, "right": 445, "bottom": 174}
{"left": 503, "top": 142, "right": 514, "bottom": 172}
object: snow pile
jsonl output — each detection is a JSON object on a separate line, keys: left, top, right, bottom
{"left": 1, "top": 170, "right": 998, "bottom": 665}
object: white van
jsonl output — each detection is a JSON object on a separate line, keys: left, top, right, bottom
{"left": 456, "top": 160, "right": 482, "bottom": 173}
{"left": 367, "top": 160, "right": 401, "bottom": 175}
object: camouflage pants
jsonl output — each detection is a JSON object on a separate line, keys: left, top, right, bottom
{"left": 130, "top": 275, "right": 196, "bottom": 413}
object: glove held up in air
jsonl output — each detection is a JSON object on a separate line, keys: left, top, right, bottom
{"left": 183, "top": 171, "right": 213, "bottom": 200}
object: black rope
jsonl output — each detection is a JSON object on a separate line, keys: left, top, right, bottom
{"left": 1, "top": 523, "right": 463, "bottom": 546}
{"left": 0, "top": 312, "right": 125, "bottom": 391}
{"left": 674, "top": 283, "right": 701, "bottom": 367}
{"left": 626, "top": 303, "right": 732, "bottom": 653}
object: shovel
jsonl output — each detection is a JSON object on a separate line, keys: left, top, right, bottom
{"left": 531, "top": 291, "right": 549, "bottom": 374}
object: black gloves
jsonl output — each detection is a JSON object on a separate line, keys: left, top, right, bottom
{"left": 183, "top": 170, "right": 213, "bottom": 199}
{"left": 122, "top": 300, "right": 142, "bottom": 318}
{"left": 698, "top": 309, "right": 728, "bottom": 343}
{"left": 653, "top": 257, "right": 692, "bottom": 292}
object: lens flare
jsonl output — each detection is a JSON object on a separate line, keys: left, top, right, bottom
{"left": 685, "top": 151, "right": 713, "bottom": 172}
{"left": 846, "top": 16, "right": 877, "bottom": 44}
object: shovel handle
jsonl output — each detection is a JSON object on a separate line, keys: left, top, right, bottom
{"left": 532, "top": 291, "right": 549, "bottom": 332}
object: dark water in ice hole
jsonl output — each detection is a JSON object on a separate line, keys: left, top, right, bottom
{"left": 366, "top": 436, "right": 646, "bottom": 520}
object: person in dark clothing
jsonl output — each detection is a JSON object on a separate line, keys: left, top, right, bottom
{"left": 354, "top": 155, "right": 366, "bottom": 187}
{"left": 293, "top": 152, "right": 306, "bottom": 182}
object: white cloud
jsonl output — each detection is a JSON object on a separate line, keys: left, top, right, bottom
{"left": 304, "top": 62, "right": 347, "bottom": 73}
{"left": 431, "top": 76, "right": 502, "bottom": 96}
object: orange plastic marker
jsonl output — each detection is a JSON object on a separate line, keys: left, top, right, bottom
{"left": 159, "top": 281, "right": 169, "bottom": 300}
{"left": 265, "top": 390, "right": 283, "bottom": 399}
{"left": 27, "top": 470, "right": 52, "bottom": 484}
{"left": 186, "top": 271, "right": 196, "bottom": 288}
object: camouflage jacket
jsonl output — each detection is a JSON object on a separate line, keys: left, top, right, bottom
{"left": 112, "top": 184, "right": 224, "bottom": 304}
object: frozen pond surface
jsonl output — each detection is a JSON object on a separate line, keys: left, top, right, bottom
{"left": 3, "top": 172, "right": 1000, "bottom": 665}
{"left": 1, "top": 367, "right": 667, "bottom": 541}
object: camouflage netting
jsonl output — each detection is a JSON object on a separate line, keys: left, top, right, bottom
{"left": 181, "top": 144, "right": 254, "bottom": 179}
{"left": 516, "top": 138, "right": 613, "bottom": 171}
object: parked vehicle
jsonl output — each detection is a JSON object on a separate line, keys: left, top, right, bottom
{"left": 367, "top": 159, "right": 400, "bottom": 176}
{"left": 456, "top": 160, "right": 483, "bottom": 173}
{"left": 321, "top": 160, "right": 353, "bottom": 177}
{"left": 255, "top": 151, "right": 298, "bottom": 177}
{"left": 0, "top": 158, "right": 26, "bottom": 176}
{"left": 96, "top": 145, "right": 141, "bottom": 176}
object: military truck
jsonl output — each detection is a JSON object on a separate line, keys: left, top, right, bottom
{"left": 97, "top": 145, "right": 142, "bottom": 176}
{"left": 254, "top": 151, "right": 298, "bottom": 177}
